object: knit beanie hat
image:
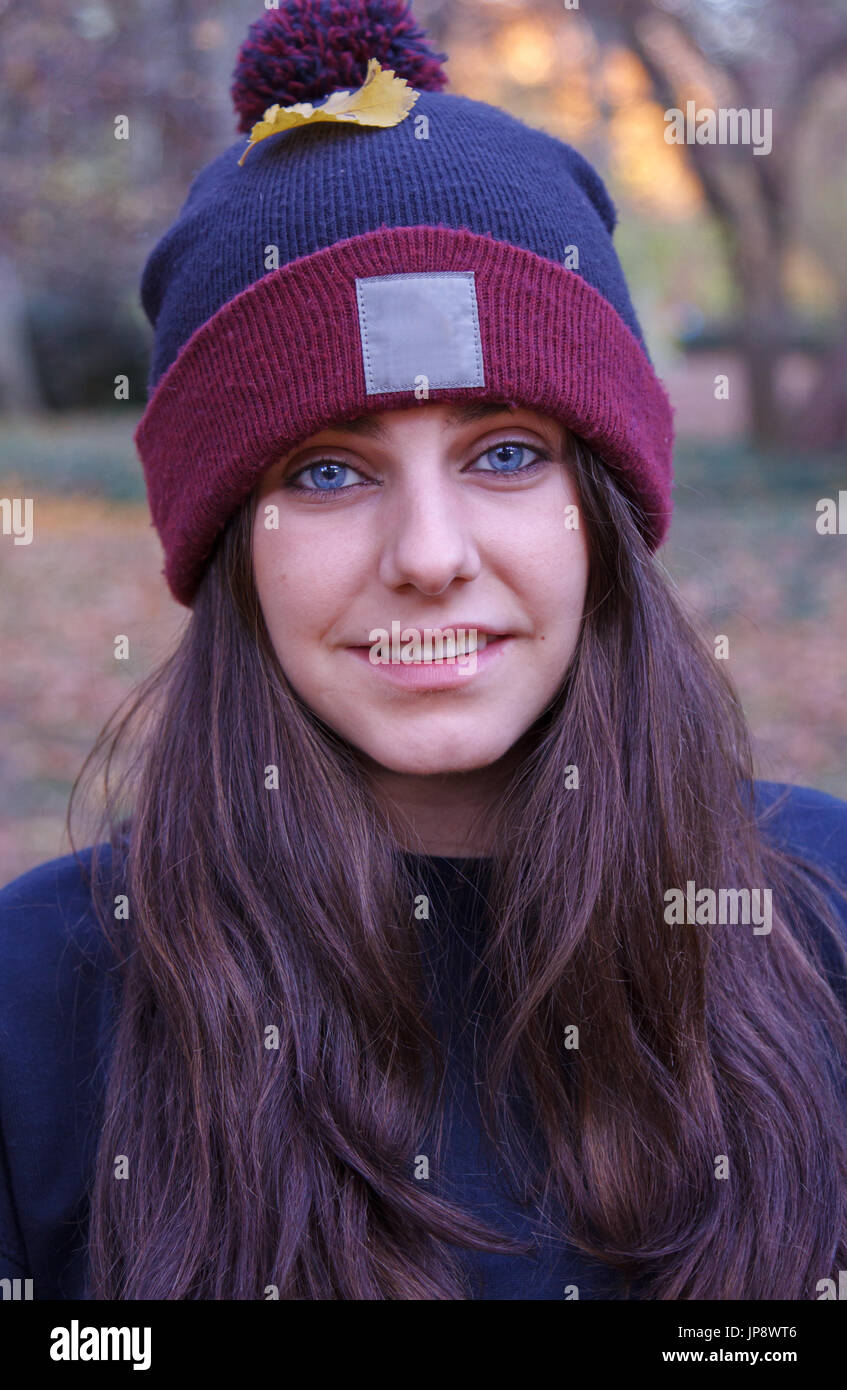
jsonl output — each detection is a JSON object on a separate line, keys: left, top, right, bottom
{"left": 135, "top": 0, "right": 674, "bottom": 608}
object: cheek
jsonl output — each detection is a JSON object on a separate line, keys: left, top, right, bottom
{"left": 503, "top": 495, "right": 589, "bottom": 632}
{"left": 252, "top": 513, "right": 364, "bottom": 646}
{"left": 549, "top": 532, "right": 589, "bottom": 626}
{"left": 252, "top": 517, "right": 313, "bottom": 640}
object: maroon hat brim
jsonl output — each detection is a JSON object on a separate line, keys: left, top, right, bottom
{"left": 135, "top": 225, "right": 675, "bottom": 606}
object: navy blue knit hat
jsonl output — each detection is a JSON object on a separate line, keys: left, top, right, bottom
{"left": 135, "top": 0, "right": 674, "bottom": 606}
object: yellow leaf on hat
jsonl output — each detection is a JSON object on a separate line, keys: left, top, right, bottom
{"left": 238, "top": 58, "right": 420, "bottom": 166}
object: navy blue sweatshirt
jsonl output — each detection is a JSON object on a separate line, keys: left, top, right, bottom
{"left": 1, "top": 780, "right": 846, "bottom": 1301}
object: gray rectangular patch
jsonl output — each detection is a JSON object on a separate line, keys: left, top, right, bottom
{"left": 355, "top": 271, "right": 485, "bottom": 394}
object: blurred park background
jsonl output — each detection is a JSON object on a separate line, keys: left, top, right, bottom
{"left": 1, "top": 0, "right": 846, "bottom": 882}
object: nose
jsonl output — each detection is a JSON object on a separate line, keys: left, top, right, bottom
{"left": 377, "top": 466, "right": 481, "bottom": 595}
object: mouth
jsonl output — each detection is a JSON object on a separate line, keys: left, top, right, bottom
{"left": 345, "top": 629, "right": 514, "bottom": 690}
{"left": 350, "top": 631, "right": 509, "bottom": 660}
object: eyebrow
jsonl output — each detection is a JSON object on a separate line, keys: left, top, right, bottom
{"left": 330, "top": 402, "right": 520, "bottom": 439}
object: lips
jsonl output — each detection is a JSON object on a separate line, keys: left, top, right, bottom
{"left": 347, "top": 630, "right": 513, "bottom": 687}
{"left": 357, "top": 633, "right": 506, "bottom": 659}
{"left": 350, "top": 625, "right": 511, "bottom": 650}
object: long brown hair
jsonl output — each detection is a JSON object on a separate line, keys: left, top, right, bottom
{"left": 68, "top": 438, "right": 847, "bottom": 1298}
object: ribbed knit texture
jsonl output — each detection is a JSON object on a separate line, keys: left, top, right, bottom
{"left": 140, "top": 92, "right": 645, "bottom": 390}
{"left": 136, "top": 225, "right": 674, "bottom": 606}
{"left": 135, "top": 20, "right": 677, "bottom": 606}
{"left": 231, "top": 0, "right": 449, "bottom": 132}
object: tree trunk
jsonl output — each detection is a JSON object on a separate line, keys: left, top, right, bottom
{"left": 786, "top": 319, "right": 847, "bottom": 448}
{"left": 0, "top": 255, "right": 43, "bottom": 413}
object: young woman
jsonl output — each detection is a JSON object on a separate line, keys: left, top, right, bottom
{"left": 1, "top": 1, "right": 846, "bottom": 1302}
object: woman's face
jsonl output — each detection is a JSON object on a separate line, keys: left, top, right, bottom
{"left": 252, "top": 402, "right": 589, "bottom": 777}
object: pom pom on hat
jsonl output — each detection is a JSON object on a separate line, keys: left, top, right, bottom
{"left": 231, "top": 0, "right": 449, "bottom": 133}
{"left": 137, "top": 0, "right": 675, "bottom": 606}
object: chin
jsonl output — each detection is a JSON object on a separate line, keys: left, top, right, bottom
{"left": 352, "top": 725, "right": 518, "bottom": 777}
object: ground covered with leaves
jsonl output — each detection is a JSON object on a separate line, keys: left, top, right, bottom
{"left": 1, "top": 419, "right": 844, "bottom": 883}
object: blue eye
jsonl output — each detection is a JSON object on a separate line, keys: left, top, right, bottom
{"left": 473, "top": 442, "right": 546, "bottom": 474}
{"left": 293, "top": 460, "right": 363, "bottom": 492}
{"left": 285, "top": 439, "right": 549, "bottom": 500}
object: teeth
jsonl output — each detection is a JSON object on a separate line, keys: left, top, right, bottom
{"left": 391, "top": 631, "right": 494, "bottom": 662}
{"left": 363, "top": 629, "right": 505, "bottom": 663}
{"left": 436, "top": 631, "right": 486, "bottom": 659}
